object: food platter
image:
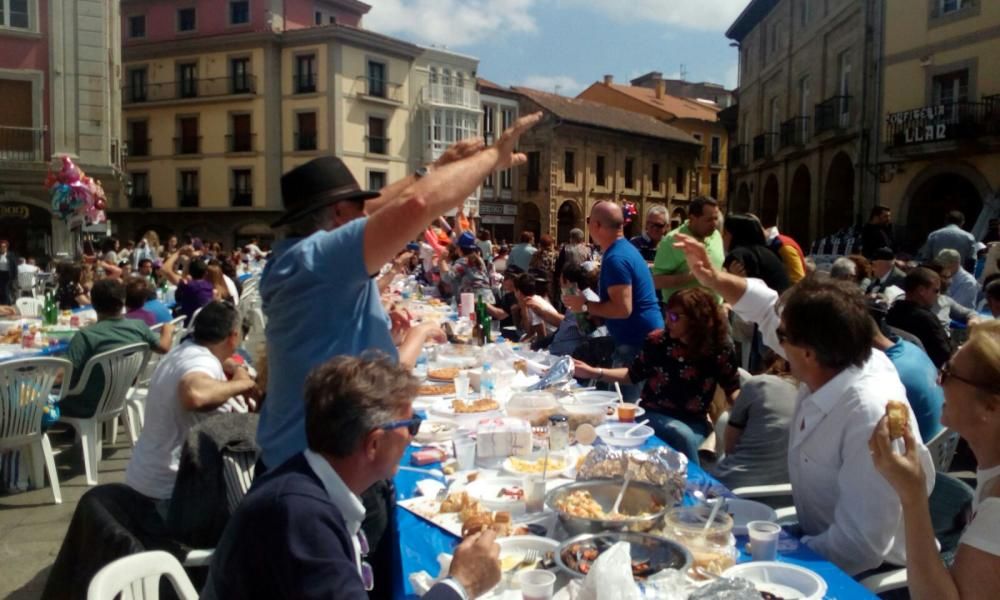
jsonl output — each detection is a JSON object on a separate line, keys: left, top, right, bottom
{"left": 501, "top": 453, "right": 569, "bottom": 478}
{"left": 413, "top": 419, "right": 459, "bottom": 445}
{"left": 722, "top": 561, "right": 827, "bottom": 600}
{"left": 427, "top": 367, "right": 461, "bottom": 382}
{"left": 429, "top": 397, "right": 502, "bottom": 420}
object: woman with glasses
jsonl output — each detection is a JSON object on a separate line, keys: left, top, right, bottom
{"left": 870, "top": 320, "right": 1000, "bottom": 599}
{"left": 573, "top": 287, "right": 740, "bottom": 465}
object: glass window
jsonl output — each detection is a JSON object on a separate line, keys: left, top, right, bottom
{"left": 940, "top": 0, "right": 964, "bottom": 14}
{"left": 128, "top": 121, "right": 149, "bottom": 156}
{"left": 367, "top": 61, "right": 386, "bottom": 98}
{"left": 314, "top": 11, "right": 322, "bottom": 25}
{"left": 230, "top": 1, "right": 249, "bottom": 25}
{"left": 295, "top": 55, "right": 316, "bottom": 93}
{"left": 128, "top": 68, "right": 148, "bottom": 102}
{"left": 624, "top": 158, "right": 634, "bottom": 189}
{"left": 296, "top": 112, "right": 317, "bottom": 150}
{"left": 933, "top": 70, "right": 969, "bottom": 105}
{"left": 2, "top": 0, "right": 29, "bottom": 28}
{"left": 651, "top": 163, "right": 660, "bottom": 191}
{"left": 178, "top": 62, "right": 198, "bottom": 98}
{"left": 595, "top": 155, "right": 606, "bottom": 187}
{"left": 368, "top": 117, "right": 386, "bottom": 154}
{"left": 676, "top": 166, "right": 685, "bottom": 194}
{"left": 232, "top": 169, "right": 252, "bottom": 206}
{"left": 710, "top": 173, "right": 719, "bottom": 199}
{"left": 527, "top": 152, "right": 541, "bottom": 191}
{"left": 500, "top": 168, "right": 512, "bottom": 190}
{"left": 368, "top": 171, "right": 387, "bottom": 191}
{"left": 178, "top": 7, "right": 196, "bottom": 31}
{"left": 129, "top": 15, "right": 145, "bottom": 38}
{"left": 564, "top": 151, "right": 575, "bottom": 184}
{"left": 710, "top": 137, "right": 721, "bottom": 164}
{"left": 231, "top": 58, "right": 251, "bottom": 93}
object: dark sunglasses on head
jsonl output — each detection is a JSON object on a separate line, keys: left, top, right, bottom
{"left": 377, "top": 415, "right": 423, "bottom": 436}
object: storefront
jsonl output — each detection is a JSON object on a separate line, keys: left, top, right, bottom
{"left": 0, "top": 198, "right": 67, "bottom": 264}
{"left": 479, "top": 201, "right": 516, "bottom": 245}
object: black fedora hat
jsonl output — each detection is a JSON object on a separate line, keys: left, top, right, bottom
{"left": 272, "top": 156, "right": 380, "bottom": 227}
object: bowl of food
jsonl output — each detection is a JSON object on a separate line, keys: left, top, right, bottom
{"left": 595, "top": 423, "right": 654, "bottom": 448}
{"left": 722, "top": 562, "right": 827, "bottom": 600}
{"left": 661, "top": 505, "right": 737, "bottom": 576}
{"left": 506, "top": 392, "right": 560, "bottom": 427}
{"left": 502, "top": 452, "right": 569, "bottom": 478}
{"left": 545, "top": 479, "right": 670, "bottom": 536}
{"left": 556, "top": 531, "right": 691, "bottom": 580}
{"left": 466, "top": 476, "right": 530, "bottom": 514}
{"left": 560, "top": 403, "right": 607, "bottom": 432}
{"left": 562, "top": 390, "right": 619, "bottom": 407}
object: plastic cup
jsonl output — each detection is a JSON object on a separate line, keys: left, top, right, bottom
{"left": 617, "top": 403, "right": 637, "bottom": 423}
{"left": 518, "top": 569, "right": 556, "bottom": 600}
{"left": 454, "top": 371, "right": 470, "bottom": 399}
{"left": 747, "top": 520, "right": 781, "bottom": 561}
{"left": 453, "top": 436, "right": 476, "bottom": 471}
{"left": 524, "top": 476, "right": 546, "bottom": 513}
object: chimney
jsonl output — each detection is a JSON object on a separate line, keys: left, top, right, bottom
{"left": 603, "top": 74, "right": 614, "bottom": 86}
{"left": 656, "top": 79, "right": 665, "bottom": 99}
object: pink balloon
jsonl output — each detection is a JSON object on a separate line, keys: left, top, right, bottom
{"left": 58, "top": 156, "right": 81, "bottom": 184}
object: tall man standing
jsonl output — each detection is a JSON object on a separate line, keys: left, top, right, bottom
{"left": 0, "top": 240, "right": 16, "bottom": 305}
{"left": 861, "top": 205, "right": 894, "bottom": 259}
{"left": 651, "top": 196, "right": 723, "bottom": 303}
{"left": 563, "top": 201, "right": 663, "bottom": 401}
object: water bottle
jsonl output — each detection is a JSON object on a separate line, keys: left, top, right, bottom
{"left": 21, "top": 322, "right": 32, "bottom": 349}
{"left": 480, "top": 362, "right": 496, "bottom": 399}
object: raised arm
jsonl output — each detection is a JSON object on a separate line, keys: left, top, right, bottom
{"left": 178, "top": 368, "right": 258, "bottom": 412}
{"left": 160, "top": 251, "right": 183, "bottom": 286}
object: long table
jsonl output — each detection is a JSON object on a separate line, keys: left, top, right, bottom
{"left": 393, "top": 437, "right": 877, "bottom": 600}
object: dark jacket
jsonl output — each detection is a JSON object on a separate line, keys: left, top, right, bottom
{"left": 727, "top": 245, "right": 790, "bottom": 293}
{"left": 866, "top": 267, "right": 906, "bottom": 295}
{"left": 202, "top": 453, "right": 460, "bottom": 600}
{"left": 861, "top": 223, "right": 894, "bottom": 259}
{"left": 886, "top": 299, "right": 952, "bottom": 367}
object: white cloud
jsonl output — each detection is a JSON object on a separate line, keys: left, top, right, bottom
{"left": 721, "top": 62, "right": 739, "bottom": 89}
{"left": 519, "top": 74, "right": 586, "bottom": 96}
{"left": 364, "top": 0, "right": 539, "bottom": 47}
{"left": 558, "top": 0, "right": 748, "bottom": 32}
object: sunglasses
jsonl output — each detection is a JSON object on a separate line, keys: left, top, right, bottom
{"left": 377, "top": 415, "right": 423, "bottom": 436}
{"left": 666, "top": 311, "right": 682, "bottom": 323}
{"left": 648, "top": 222, "right": 667, "bottom": 229}
{"left": 938, "top": 361, "right": 991, "bottom": 392}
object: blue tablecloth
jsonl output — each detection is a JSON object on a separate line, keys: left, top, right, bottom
{"left": 393, "top": 436, "right": 877, "bottom": 599}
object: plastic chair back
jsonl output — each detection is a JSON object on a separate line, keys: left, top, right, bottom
{"left": 0, "top": 358, "right": 72, "bottom": 449}
{"left": 17, "top": 270, "right": 36, "bottom": 293}
{"left": 16, "top": 297, "right": 41, "bottom": 317}
{"left": 929, "top": 471, "right": 975, "bottom": 558}
{"left": 87, "top": 550, "right": 198, "bottom": 600}
{"left": 221, "top": 450, "right": 256, "bottom": 514}
{"left": 70, "top": 343, "right": 150, "bottom": 422}
{"left": 927, "top": 427, "right": 961, "bottom": 472}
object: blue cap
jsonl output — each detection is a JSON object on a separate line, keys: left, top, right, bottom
{"left": 406, "top": 242, "right": 420, "bottom": 251}
{"left": 457, "top": 231, "right": 477, "bottom": 250}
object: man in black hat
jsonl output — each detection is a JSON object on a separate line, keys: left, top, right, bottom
{"left": 866, "top": 247, "right": 906, "bottom": 295}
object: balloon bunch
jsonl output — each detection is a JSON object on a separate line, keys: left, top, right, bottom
{"left": 45, "top": 156, "right": 107, "bottom": 224}
{"left": 622, "top": 200, "right": 638, "bottom": 226}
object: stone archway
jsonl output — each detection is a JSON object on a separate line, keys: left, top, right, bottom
{"left": 822, "top": 152, "right": 855, "bottom": 237}
{"left": 761, "top": 174, "right": 780, "bottom": 227}
{"left": 519, "top": 202, "right": 542, "bottom": 242}
{"left": 787, "top": 165, "right": 812, "bottom": 246}
{"left": 556, "top": 200, "right": 581, "bottom": 244}
{"left": 898, "top": 161, "right": 991, "bottom": 252}
{"left": 732, "top": 182, "right": 751, "bottom": 214}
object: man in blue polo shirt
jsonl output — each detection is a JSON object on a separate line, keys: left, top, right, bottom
{"left": 564, "top": 201, "right": 663, "bottom": 401}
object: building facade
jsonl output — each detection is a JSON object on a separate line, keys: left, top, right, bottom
{"left": 725, "top": 0, "right": 882, "bottom": 248}
{"left": 877, "top": 0, "right": 1000, "bottom": 250}
{"left": 511, "top": 87, "right": 700, "bottom": 243}
{"left": 578, "top": 73, "right": 730, "bottom": 209}
{"left": 0, "top": 0, "right": 124, "bottom": 259}
{"left": 478, "top": 78, "right": 519, "bottom": 244}
{"left": 118, "top": 0, "right": 422, "bottom": 247}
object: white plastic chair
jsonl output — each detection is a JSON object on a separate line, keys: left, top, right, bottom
{"left": 730, "top": 482, "right": 798, "bottom": 521}
{"left": 17, "top": 270, "right": 37, "bottom": 298}
{"left": 182, "top": 448, "right": 257, "bottom": 568}
{"left": 0, "top": 357, "right": 72, "bottom": 504}
{"left": 125, "top": 317, "right": 182, "bottom": 434}
{"left": 16, "top": 297, "right": 42, "bottom": 317}
{"left": 58, "top": 343, "right": 151, "bottom": 485}
{"left": 926, "top": 427, "right": 960, "bottom": 472}
{"left": 87, "top": 550, "right": 198, "bottom": 600}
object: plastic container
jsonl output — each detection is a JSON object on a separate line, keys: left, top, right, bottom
{"left": 661, "top": 506, "right": 736, "bottom": 576}
{"left": 561, "top": 403, "right": 607, "bottom": 432}
{"left": 506, "top": 392, "right": 560, "bottom": 427}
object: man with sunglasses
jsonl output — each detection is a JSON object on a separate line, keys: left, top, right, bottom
{"left": 630, "top": 205, "right": 670, "bottom": 263}
{"left": 672, "top": 233, "right": 934, "bottom": 577}
{"left": 205, "top": 354, "right": 501, "bottom": 600}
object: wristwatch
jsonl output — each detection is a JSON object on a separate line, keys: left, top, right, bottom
{"left": 581, "top": 302, "right": 589, "bottom": 313}
{"left": 414, "top": 165, "right": 431, "bottom": 179}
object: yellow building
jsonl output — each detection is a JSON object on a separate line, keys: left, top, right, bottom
{"left": 878, "top": 0, "right": 1000, "bottom": 249}
{"left": 578, "top": 73, "right": 730, "bottom": 207}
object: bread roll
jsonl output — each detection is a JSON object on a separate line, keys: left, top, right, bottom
{"left": 886, "top": 400, "right": 909, "bottom": 439}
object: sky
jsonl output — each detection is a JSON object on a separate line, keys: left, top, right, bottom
{"left": 364, "top": 0, "right": 747, "bottom": 96}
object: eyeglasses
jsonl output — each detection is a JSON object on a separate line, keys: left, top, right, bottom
{"left": 358, "top": 529, "right": 374, "bottom": 591}
{"left": 376, "top": 415, "right": 423, "bottom": 436}
{"left": 775, "top": 326, "right": 789, "bottom": 345}
{"left": 938, "top": 361, "right": 992, "bottom": 392}
{"left": 666, "top": 311, "right": 682, "bottom": 323}
{"left": 648, "top": 222, "right": 667, "bottom": 229}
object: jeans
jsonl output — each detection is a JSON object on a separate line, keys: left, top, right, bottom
{"left": 612, "top": 343, "right": 642, "bottom": 402}
{"left": 646, "top": 411, "right": 712, "bottom": 467}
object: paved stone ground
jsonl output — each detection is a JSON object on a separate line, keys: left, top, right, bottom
{"left": 0, "top": 425, "right": 132, "bottom": 599}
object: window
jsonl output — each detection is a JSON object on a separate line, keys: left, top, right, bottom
{"left": 484, "top": 172, "right": 494, "bottom": 189}
{"left": 295, "top": 55, "right": 316, "bottom": 93}
{"left": 128, "top": 15, "right": 145, "bottom": 38}
{"left": 229, "top": 113, "right": 252, "bottom": 152}
{"left": 329, "top": 16, "right": 336, "bottom": 24}
{"left": 429, "top": 67, "right": 438, "bottom": 84}
{"left": 799, "top": 75, "right": 811, "bottom": 116}
{"left": 676, "top": 166, "right": 685, "bottom": 194}
{"left": 483, "top": 105, "right": 494, "bottom": 140}
{"left": 232, "top": 169, "right": 252, "bottom": 206}
{"left": 770, "top": 22, "right": 780, "bottom": 54}
{"left": 231, "top": 58, "right": 251, "bottom": 93}
{"left": 693, "top": 133, "right": 704, "bottom": 161}
{"left": 296, "top": 112, "right": 317, "bottom": 150}
{"left": 526, "top": 151, "right": 541, "bottom": 191}
{"left": 596, "top": 155, "right": 606, "bottom": 187}
{"left": 769, "top": 97, "right": 780, "bottom": 132}
{"left": 838, "top": 51, "right": 852, "bottom": 98}
{"left": 179, "top": 170, "right": 199, "bottom": 207}
{"left": 624, "top": 158, "right": 635, "bottom": 189}
{"left": 230, "top": 0, "right": 249, "bottom": 24}
{"left": 367, "top": 61, "right": 386, "bottom": 98}
{"left": 710, "top": 173, "right": 719, "bottom": 199}
{"left": 368, "top": 171, "right": 387, "bottom": 191}
{"left": 564, "top": 151, "right": 575, "bottom": 184}
{"left": 178, "top": 7, "right": 196, "bottom": 32}
{"left": 651, "top": 163, "right": 661, "bottom": 191}
{"left": 442, "top": 69, "right": 452, "bottom": 86}
{"left": 314, "top": 11, "right": 321, "bottom": 24}
{"left": 501, "top": 109, "right": 514, "bottom": 129}
{"left": 128, "top": 121, "right": 149, "bottom": 157}
{"left": 128, "top": 67, "right": 148, "bottom": 102}
{"left": 933, "top": 70, "right": 969, "bottom": 105}
{"left": 177, "top": 117, "right": 199, "bottom": 154}
{"left": 0, "top": 0, "right": 29, "bottom": 28}
{"left": 178, "top": 62, "right": 197, "bottom": 98}
{"left": 368, "top": 117, "right": 387, "bottom": 154}
{"left": 710, "top": 137, "right": 721, "bottom": 164}
{"left": 940, "top": 0, "right": 965, "bottom": 14}
{"left": 500, "top": 168, "right": 512, "bottom": 190}
{"left": 130, "top": 173, "right": 150, "bottom": 208}
{"left": 800, "top": 0, "right": 810, "bottom": 27}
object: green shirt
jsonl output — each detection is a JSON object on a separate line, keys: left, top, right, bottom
{"left": 62, "top": 318, "right": 160, "bottom": 418}
{"left": 652, "top": 222, "right": 725, "bottom": 302}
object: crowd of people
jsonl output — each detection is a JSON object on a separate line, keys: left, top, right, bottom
{"left": 9, "top": 111, "right": 997, "bottom": 600}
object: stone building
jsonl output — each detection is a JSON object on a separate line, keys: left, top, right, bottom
{"left": 477, "top": 78, "right": 520, "bottom": 244}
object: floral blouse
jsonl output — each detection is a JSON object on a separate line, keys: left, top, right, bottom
{"left": 530, "top": 249, "right": 558, "bottom": 276}
{"left": 627, "top": 329, "right": 740, "bottom": 421}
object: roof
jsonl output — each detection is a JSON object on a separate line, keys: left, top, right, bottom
{"left": 476, "top": 77, "right": 508, "bottom": 91}
{"left": 583, "top": 82, "right": 721, "bottom": 122}
{"left": 726, "top": 0, "right": 779, "bottom": 41}
{"left": 511, "top": 87, "right": 700, "bottom": 146}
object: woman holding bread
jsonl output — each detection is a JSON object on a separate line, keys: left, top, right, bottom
{"left": 870, "top": 320, "right": 1000, "bottom": 599}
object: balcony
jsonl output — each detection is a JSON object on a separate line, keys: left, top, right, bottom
{"left": 366, "top": 136, "right": 389, "bottom": 155}
{"left": 173, "top": 136, "right": 201, "bottom": 155}
{"left": 886, "top": 99, "right": 998, "bottom": 152}
{"left": 421, "top": 83, "right": 480, "bottom": 111}
{"left": 231, "top": 188, "right": 253, "bottom": 207}
{"left": 177, "top": 190, "right": 199, "bottom": 208}
{"left": 294, "top": 132, "right": 317, "bottom": 151}
{"left": 728, "top": 143, "right": 748, "bottom": 169}
{"left": 128, "top": 138, "right": 150, "bottom": 157}
{"left": 130, "top": 193, "right": 152, "bottom": 209}
{"left": 123, "top": 76, "right": 257, "bottom": 104}
{"left": 752, "top": 133, "right": 779, "bottom": 161}
{"left": 355, "top": 76, "right": 403, "bottom": 103}
{"left": 0, "top": 126, "right": 45, "bottom": 162}
{"left": 226, "top": 133, "right": 255, "bottom": 153}
{"left": 815, "top": 95, "right": 851, "bottom": 135}
{"left": 293, "top": 74, "right": 317, "bottom": 94}
{"left": 780, "top": 117, "right": 810, "bottom": 148}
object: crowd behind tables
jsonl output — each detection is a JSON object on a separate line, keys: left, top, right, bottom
{"left": 0, "top": 115, "right": 995, "bottom": 599}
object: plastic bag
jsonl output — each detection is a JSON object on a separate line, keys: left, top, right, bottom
{"left": 578, "top": 541, "right": 643, "bottom": 600}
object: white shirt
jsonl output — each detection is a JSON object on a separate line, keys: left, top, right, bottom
{"left": 961, "top": 464, "right": 1000, "bottom": 557}
{"left": 222, "top": 274, "right": 240, "bottom": 306}
{"left": 125, "top": 342, "right": 226, "bottom": 499}
{"left": 17, "top": 263, "right": 39, "bottom": 274}
{"left": 732, "top": 278, "right": 935, "bottom": 575}
{"left": 303, "top": 449, "right": 367, "bottom": 578}
{"left": 527, "top": 295, "right": 557, "bottom": 334}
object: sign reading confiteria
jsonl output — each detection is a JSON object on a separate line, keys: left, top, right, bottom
{"left": 0, "top": 204, "right": 30, "bottom": 219}
{"left": 887, "top": 105, "right": 950, "bottom": 144}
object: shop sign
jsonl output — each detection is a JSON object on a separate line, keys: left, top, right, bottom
{"left": 886, "top": 105, "right": 950, "bottom": 144}
{"left": 482, "top": 215, "right": 515, "bottom": 225}
{"left": 0, "top": 204, "right": 30, "bottom": 219}
{"left": 479, "top": 202, "right": 518, "bottom": 217}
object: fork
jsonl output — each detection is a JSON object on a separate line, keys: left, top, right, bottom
{"left": 509, "top": 549, "right": 542, "bottom": 575}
